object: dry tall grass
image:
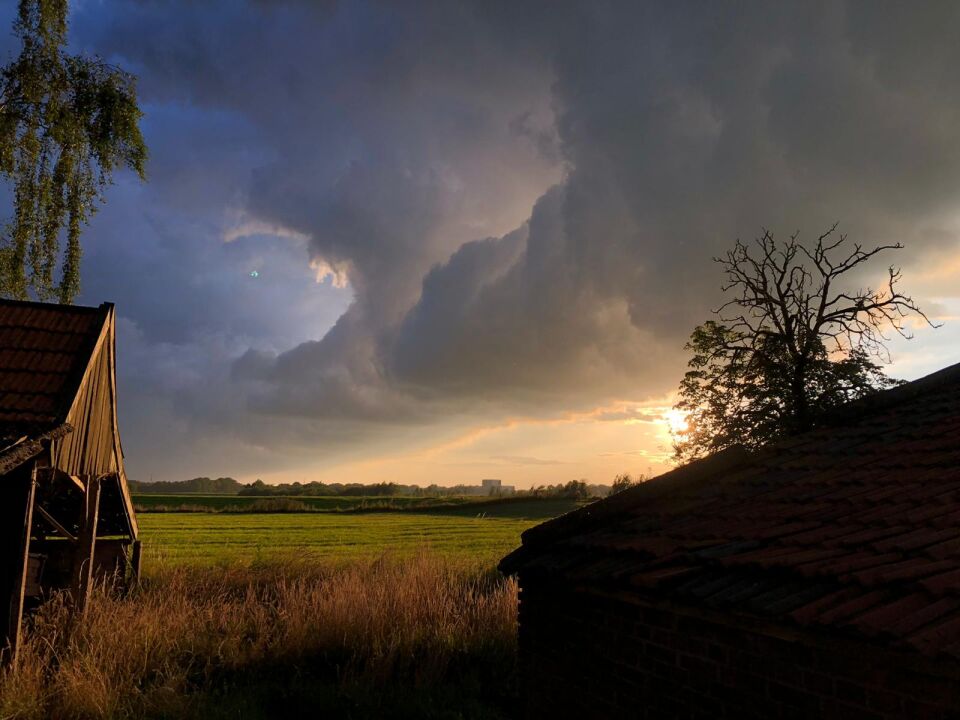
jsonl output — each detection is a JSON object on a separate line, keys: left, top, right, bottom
{"left": 0, "top": 552, "right": 518, "bottom": 720}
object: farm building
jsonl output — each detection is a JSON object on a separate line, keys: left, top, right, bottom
{"left": 0, "top": 299, "right": 139, "bottom": 664}
{"left": 501, "top": 362, "right": 960, "bottom": 718}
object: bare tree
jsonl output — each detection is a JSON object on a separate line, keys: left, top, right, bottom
{"left": 673, "top": 225, "right": 937, "bottom": 462}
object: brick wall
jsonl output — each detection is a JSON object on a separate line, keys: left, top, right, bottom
{"left": 517, "top": 580, "right": 960, "bottom": 719}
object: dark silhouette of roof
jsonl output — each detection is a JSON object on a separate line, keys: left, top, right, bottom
{"left": 501, "top": 361, "right": 960, "bottom": 659}
{"left": 0, "top": 299, "right": 111, "bottom": 445}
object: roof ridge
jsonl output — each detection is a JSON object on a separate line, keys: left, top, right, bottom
{"left": 0, "top": 297, "right": 111, "bottom": 313}
{"left": 500, "top": 445, "right": 753, "bottom": 573}
{"left": 817, "top": 360, "right": 960, "bottom": 428}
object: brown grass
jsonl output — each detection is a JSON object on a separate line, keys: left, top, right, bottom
{"left": 0, "top": 552, "right": 518, "bottom": 720}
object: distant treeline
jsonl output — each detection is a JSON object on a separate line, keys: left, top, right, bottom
{"left": 130, "top": 477, "right": 615, "bottom": 498}
{"left": 239, "top": 479, "right": 609, "bottom": 499}
{"left": 128, "top": 477, "right": 244, "bottom": 494}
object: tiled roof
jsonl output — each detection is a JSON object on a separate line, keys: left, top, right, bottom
{"left": 0, "top": 299, "right": 109, "bottom": 443}
{"left": 501, "top": 362, "right": 960, "bottom": 659}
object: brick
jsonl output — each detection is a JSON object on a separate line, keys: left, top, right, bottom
{"left": 803, "top": 670, "right": 835, "bottom": 695}
{"left": 679, "top": 653, "right": 716, "bottom": 680}
{"left": 820, "top": 699, "right": 883, "bottom": 720}
{"left": 836, "top": 679, "right": 867, "bottom": 707}
{"left": 902, "top": 699, "right": 949, "bottom": 720}
{"left": 643, "top": 641, "right": 675, "bottom": 666}
{"left": 517, "top": 587, "right": 960, "bottom": 719}
{"left": 865, "top": 686, "right": 901, "bottom": 714}
{"left": 707, "top": 642, "right": 728, "bottom": 663}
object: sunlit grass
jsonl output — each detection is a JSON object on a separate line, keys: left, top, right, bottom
{"left": 0, "top": 504, "right": 572, "bottom": 717}
{"left": 136, "top": 510, "right": 547, "bottom": 566}
{"left": 0, "top": 552, "right": 518, "bottom": 719}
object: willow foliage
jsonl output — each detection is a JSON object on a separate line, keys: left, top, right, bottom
{"left": 0, "top": 0, "right": 147, "bottom": 303}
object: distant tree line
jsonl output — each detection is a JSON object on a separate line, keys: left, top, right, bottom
{"left": 240, "top": 481, "right": 415, "bottom": 497}
{"left": 128, "top": 477, "right": 244, "bottom": 494}
{"left": 240, "top": 479, "right": 611, "bottom": 499}
{"left": 129, "top": 477, "right": 623, "bottom": 498}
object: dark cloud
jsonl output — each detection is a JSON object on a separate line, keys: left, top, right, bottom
{"left": 39, "top": 1, "right": 960, "bottom": 479}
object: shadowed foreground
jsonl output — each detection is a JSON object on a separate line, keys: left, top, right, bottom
{"left": 0, "top": 553, "right": 518, "bottom": 719}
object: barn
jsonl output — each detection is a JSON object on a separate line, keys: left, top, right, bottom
{"left": 0, "top": 299, "right": 139, "bottom": 664}
{"left": 501, "top": 362, "right": 960, "bottom": 718}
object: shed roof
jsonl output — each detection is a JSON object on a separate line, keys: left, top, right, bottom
{"left": 0, "top": 299, "right": 111, "bottom": 446}
{"left": 501, "top": 361, "right": 960, "bottom": 659}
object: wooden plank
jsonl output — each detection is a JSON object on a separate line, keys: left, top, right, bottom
{"left": 2, "top": 463, "right": 37, "bottom": 666}
{"left": 70, "top": 475, "right": 101, "bottom": 619}
{"left": 62, "top": 309, "right": 111, "bottom": 429}
{"left": 130, "top": 539, "right": 142, "bottom": 589}
{"left": 34, "top": 503, "right": 78, "bottom": 542}
{"left": 0, "top": 424, "right": 72, "bottom": 476}
{"left": 37, "top": 465, "right": 86, "bottom": 494}
{"left": 24, "top": 554, "right": 45, "bottom": 598}
{"left": 62, "top": 473, "right": 85, "bottom": 493}
{"left": 105, "top": 307, "right": 139, "bottom": 539}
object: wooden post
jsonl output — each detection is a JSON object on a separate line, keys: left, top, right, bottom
{"left": 1, "top": 463, "right": 37, "bottom": 666}
{"left": 71, "top": 475, "right": 101, "bottom": 619}
{"left": 129, "top": 539, "right": 142, "bottom": 590}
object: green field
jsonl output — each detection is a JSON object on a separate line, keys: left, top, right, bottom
{"left": 137, "top": 497, "right": 578, "bottom": 565}
{"left": 132, "top": 493, "right": 480, "bottom": 512}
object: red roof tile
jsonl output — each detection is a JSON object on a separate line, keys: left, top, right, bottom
{"left": 501, "top": 362, "right": 960, "bottom": 659}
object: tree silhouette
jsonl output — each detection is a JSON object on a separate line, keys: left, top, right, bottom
{"left": 673, "top": 224, "right": 937, "bottom": 462}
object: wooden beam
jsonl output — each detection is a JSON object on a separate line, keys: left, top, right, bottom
{"left": 105, "top": 307, "right": 139, "bottom": 540}
{"left": 34, "top": 504, "right": 78, "bottom": 542}
{"left": 0, "top": 424, "right": 73, "bottom": 477}
{"left": 63, "top": 473, "right": 85, "bottom": 493}
{"left": 36, "top": 465, "right": 85, "bottom": 494}
{"left": 3, "top": 463, "right": 37, "bottom": 667}
{"left": 129, "top": 540, "right": 142, "bottom": 590}
{"left": 70, "top": 476, "right": 101, "bottom": 619}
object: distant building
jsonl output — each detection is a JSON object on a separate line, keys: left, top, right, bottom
{"left": 482, "top": 479, "right": 515, "bottom": 496}
{"left": 502, "top": 362, "right": 960, "bottom": 719}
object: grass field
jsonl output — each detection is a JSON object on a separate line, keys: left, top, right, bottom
{"left": 132, "top": 494, "right": 482, "bottom": 512}
{"left": 2, "top": 555, "right": 518, "bottom": 719}
{"left": 137, "top": 497, "right": 578, "bottom": 566}
{"left": 0, "top": 497, "right": 581, "bottom": 718}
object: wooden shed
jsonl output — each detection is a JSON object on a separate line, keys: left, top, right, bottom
{"left": 502, "top": 362, "right": 960, "bottom": 718}
{"left": 0, "top": 299, "right": 139, "bottom": 664}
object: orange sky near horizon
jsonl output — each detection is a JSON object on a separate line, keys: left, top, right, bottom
{"left": 248, "top": 397, "right": 683, "bottom": 489}
{"left": 239, "top": 302, "right": 956, "bottom": 490}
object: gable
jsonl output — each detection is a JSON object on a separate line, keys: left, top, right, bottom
{"left": 50, "top": 330, "right": 118, "bottom": 476}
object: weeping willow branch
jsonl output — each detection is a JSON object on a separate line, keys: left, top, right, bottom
{"left": 0, "top": 0, "right": 147, "bottom": 303}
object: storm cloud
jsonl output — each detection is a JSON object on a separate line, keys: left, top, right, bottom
{"left": 26, "top": 1, "right": 960, "bottom": 479}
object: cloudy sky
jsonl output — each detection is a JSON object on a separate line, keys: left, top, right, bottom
{"left": 5, "top": 1, "right": 958, "bottom": 485}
